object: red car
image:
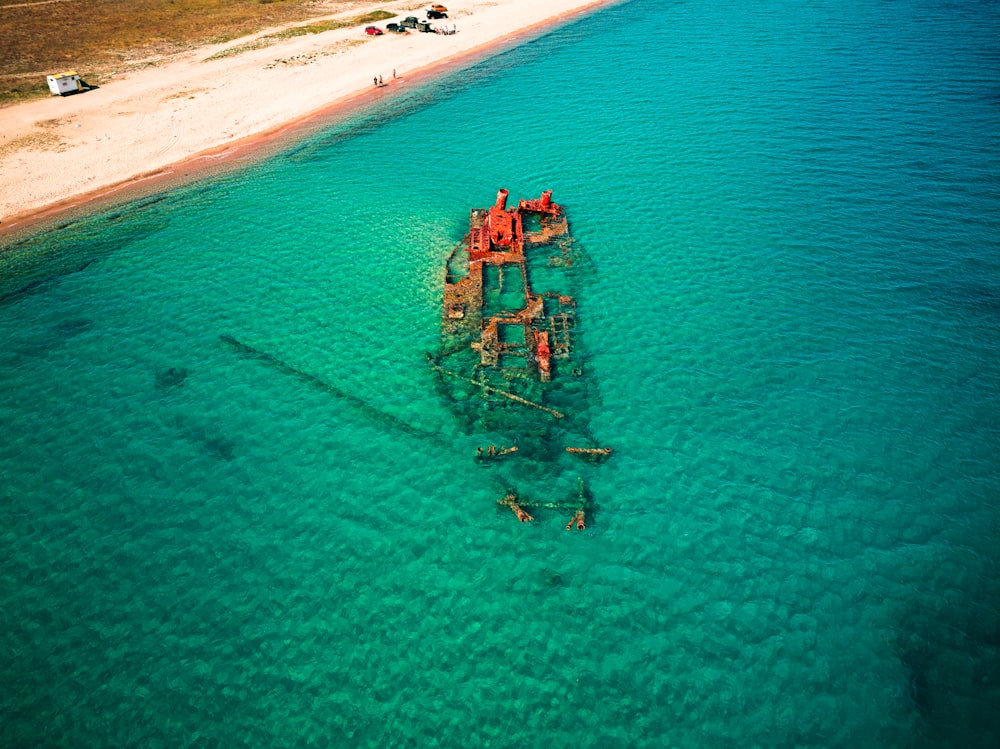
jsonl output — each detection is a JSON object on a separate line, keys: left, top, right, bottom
{"left": 365, "top": 26, "right": 383, "bottom": 35}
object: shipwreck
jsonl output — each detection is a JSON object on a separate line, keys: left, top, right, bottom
{"left": 429, "top": 189, "right": 610, "bottom": 529}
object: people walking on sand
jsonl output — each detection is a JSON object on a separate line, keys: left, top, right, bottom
{"left": 373, "top": 76, "right": 378, "bottom": 87}
{"left": 392, "top": 68, "right": 396, "bottom": 79}
{"left": 379, "top": 75, "right": 384, "bottom": 86}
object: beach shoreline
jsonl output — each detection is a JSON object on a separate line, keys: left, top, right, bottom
{"left": 0, "top": 0, "right": 615, "bottom": 242}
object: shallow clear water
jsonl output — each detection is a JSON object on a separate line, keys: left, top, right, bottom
{"left": 2, "top": 1, "right": 999, "bottom": 746}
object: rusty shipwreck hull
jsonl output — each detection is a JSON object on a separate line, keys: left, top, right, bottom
{"left": 431, "top": 189, "right": 608, "bottom": 528}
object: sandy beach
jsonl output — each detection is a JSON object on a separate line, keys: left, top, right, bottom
{"left": 0, "top": 0, "right": 612, "bottom": 236}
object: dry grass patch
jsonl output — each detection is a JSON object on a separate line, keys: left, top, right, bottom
{"left": 203, "top": 9, "right": 395, "bottom": 61}
{"left": 263, "top": 37, "right": 366, "bottom": 68}
{"left": 0, "top": 131, "right": 68, "bottom": 158}
{"left": 161, "top": 88, "right": 207, "bottom": 101}
{"left": 33, "top": 117, "right": 68, "bottom": 128}
{"left": 326, "top": 38, "right": 366, "bottom": 54}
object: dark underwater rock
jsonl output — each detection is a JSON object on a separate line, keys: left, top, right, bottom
{"left": 202, "top": 435, "right": 235, "bottom": 461}
{"left": 542, "top": 570, "right": 564, "bottom": 588}
{"left": 899, "top": 646, "right": 933, "bottom": 719}
{"left": 53, "top": 318, "right": 94, "bottom": 339}
{"left": 155, "top": 367, "right": 189, "bottom": 389}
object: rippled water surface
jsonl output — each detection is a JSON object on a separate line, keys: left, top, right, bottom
{"left": 2, "top": 1, "right": 999, "bottom": 746}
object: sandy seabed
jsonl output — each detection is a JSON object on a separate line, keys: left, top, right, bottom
{"left": 0, "top": 0, "right": 612, "bottom": 237}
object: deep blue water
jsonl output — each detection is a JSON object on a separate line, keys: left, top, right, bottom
{"left": 2, "top": 1, "right": 999, "bottom": 746}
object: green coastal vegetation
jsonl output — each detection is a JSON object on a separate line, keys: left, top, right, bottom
{"left": 0, "top": 0, "right": 390, "bottom": 104}
{"left": 202, "top": 10, "right": 394, "bottom": 61}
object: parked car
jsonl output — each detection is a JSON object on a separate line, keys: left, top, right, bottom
{"left": 365, "top": 25, "right": 383, "bottom": 35}
{"left": 400, "top": 16, "right": 419, "bottom": 28}
{"left": 417, "top": 20, "right": 434, "bottom": 32}
{"left": 427, "top": 9, "right": 447, "bottom": 19}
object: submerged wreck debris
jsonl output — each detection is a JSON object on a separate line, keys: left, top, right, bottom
{"left": 476, "top": 445, "right": 518, "bottom": 461}
{"left": 220, "top": 334, "right": 439, "bottom": 443}
{"left": 496, "top": 477, "right": 595, "bottom": 529}
{"left": 426, "top": 352, "right": 565, "bottom": 418}
{"left": 499, "top": 493, "right": 535, "bottom": 523}
{"left": 567, "top": 476, "right": 590, "bottom": 531}
{"left": 435, "top": 190, "right": 610, "bottom": 528}
{"left": 566, "top": 446, "right": 612, "bottom": 462}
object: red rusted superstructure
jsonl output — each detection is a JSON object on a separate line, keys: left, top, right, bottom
{"left": 534, "top": 330, "right": 552, "bottom": 382}
{"left": 442, "top": 189, "right": 572, "bottom": 380}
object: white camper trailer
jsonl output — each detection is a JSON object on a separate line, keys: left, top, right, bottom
{"left": 47, "top": 71, "right": 82, "bottom": 96}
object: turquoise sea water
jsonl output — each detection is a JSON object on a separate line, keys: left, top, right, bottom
{"left": 2, "top": 0, "right": 999, "bottom": 746}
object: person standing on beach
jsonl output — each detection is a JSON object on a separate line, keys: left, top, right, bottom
{"left": 379, "top": 75, "right": 384, "bottom": 86}
{"left": 374, "top": 76, "right": 378, "bottom": 87}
